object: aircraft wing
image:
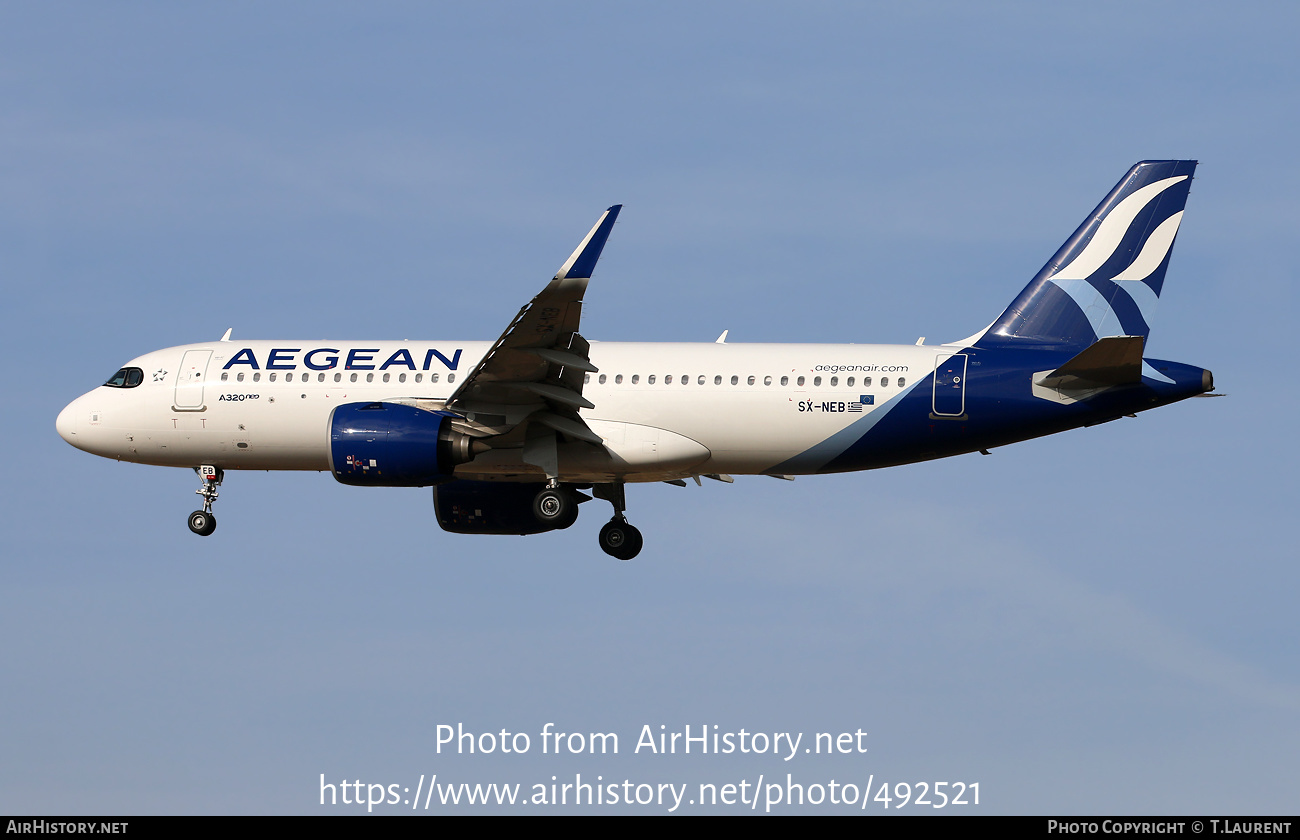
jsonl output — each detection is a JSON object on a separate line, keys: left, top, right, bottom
{"left": 444, "top": 206, "right": 621, "bottom": 473}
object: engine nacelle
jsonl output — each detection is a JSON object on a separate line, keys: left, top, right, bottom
{"left": 433, "top": 480, "right": 559, "bottom": 535}
{"left": 329, "top": 402, "right": 470, "bottom": 487}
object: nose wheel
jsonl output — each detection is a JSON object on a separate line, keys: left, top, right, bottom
{"left": 188, "top": 465, "right": 223, "bottom": 537}
{"left": 188, "top": 509, "right": 216, "bottom": 536}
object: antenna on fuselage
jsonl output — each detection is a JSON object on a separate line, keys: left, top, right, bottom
{"left": 220, "top": 328, "right": 233, "bottom": 342}
{"left": 715, "top": 330, "right": 728, "bottom": 344}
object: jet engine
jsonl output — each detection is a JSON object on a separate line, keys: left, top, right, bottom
{"left": 328, "top": 402, "right": 474, "bottom": 487}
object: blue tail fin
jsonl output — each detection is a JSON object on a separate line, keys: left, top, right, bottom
{"left": 975, "top": 160, "right": 1197, "bottom": 351}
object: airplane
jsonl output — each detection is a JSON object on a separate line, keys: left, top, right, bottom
{"left": 56, "top": 160, "right": 1214, "bottom": 560}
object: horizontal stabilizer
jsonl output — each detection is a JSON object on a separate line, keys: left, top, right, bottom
{"left": 1035, "top": 335, "right": 1144, "bottom": 389}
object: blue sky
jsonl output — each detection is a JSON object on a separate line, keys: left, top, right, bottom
{"left": 3, "top": 2, "right": 1297, "bottom": 814}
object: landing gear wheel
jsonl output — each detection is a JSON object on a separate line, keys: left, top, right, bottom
{"left": 188, "top": 510, "right": 217, "bottom": 536}
{"left": 190, "top": 465, "right": 223, "bottom": 537}
{"left": 533, "top": 487, "right": 579, "bottom": 530}
{"left": 599, "top": 519, "right": 643, "bottom": 561}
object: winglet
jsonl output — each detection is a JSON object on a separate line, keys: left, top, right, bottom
{"left": 555, "top": 205, "right": 622, "bottom": 280}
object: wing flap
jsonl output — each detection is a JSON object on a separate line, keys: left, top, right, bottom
{"left": 532, "top": 411, "right": 606, "bottom": 445}
{"left": 530, "top": 347, "right": 598, "bottom": 373}
{"left": 506, "top": 381, "right": 596, "bottom": 410}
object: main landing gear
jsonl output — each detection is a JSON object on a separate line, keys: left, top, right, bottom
{"left": 598, "top": 517, "right": 642, "bottom": 561}
{"left": 187, "top": 465, "right": 222, "bottom": 536}
{"left": 531, "top": 480, "right": 644, "bottom": 560}
{"left": 593, "top": 482, "right": 642, "bottom": 561}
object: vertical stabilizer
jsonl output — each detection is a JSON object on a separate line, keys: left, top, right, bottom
{"left": 976, "top": 160, "right": 1196, "bottom": 351}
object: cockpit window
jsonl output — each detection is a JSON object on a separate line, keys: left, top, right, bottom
{"left": 104, "top": 367, "right": 144, "bottom": 388}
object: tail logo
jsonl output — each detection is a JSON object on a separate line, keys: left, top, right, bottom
{"left": 1047, "top": 175, "right": 1187, "bottom": 341}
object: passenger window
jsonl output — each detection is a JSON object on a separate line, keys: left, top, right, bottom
{"left": 747, "top": 376, "right": 755, "bottom": 385}
{"left": 631, "top": 375, "right": 639, "bottom": 384}
{"left": 318, "top": 373, "right": 326, "bottom": 382}
{"left": 350, "top": 373, "right": 358, "bottom": 383}
{"left": 599, "top": 374, "right": 607, "bottom": 384}
{"left": 813, "top": 376, "right": 821, "bottom": 386}
{"left": 666, "top": 375, "right": 673, "bottom": 384}
{"left": 334, "top": 373, "right": 342, "bottom": 382}
{"left": 448, "top": 374, "right": 456, "bottom": 383}
{"left": 366, "top": 373, "right": 374, "bottom": 383}
{"left": 584, "top": 373, "right": 591, "bottom": 384}
{"left": 780, "top": 376, "right": 788, "bottom": 386}
{"left": 714, "top": 375, "right": 721, "bottom": 385}
{"left": 220, "top": 372, "right": 229, "bottom": 381}
{"left": 237, "top": 372, "right": 245, "bottom": 382}
{"left": 797, "top": 376, "right": 805, "bottom": 386}
{"left": 414, "top": 373, "right": 422, "bottom": 383}
{"left": 731, "top": 375, "right": 738, "bottom": 385}
{"left": 252, "top": 372, "right": 261, "bottom": 382}
{"left": 615, "top": 374, "right": 623, "bottom": 384}
{"left": 881, "top": 377, "right": 889, "bottom": 387}
{"left": 399, "top": 373, "right": 406, "bottom": 383}
{"left": 648, "top": 375, "right": 656, "bottom": 384}
{"left": 431, "top": 373, "right": 439, "bottom": 383}
{"left": 682, "top": 375, "right": 689, "bottom": 385}
{"left": 269, "top": 373, "right": 277, "bottom": 382}
{"left": 847, "top": 376, "right": 854, "bottom": 387}
{"left": 383, "top": 373, "right": 390, "bottom": 383}
{"left": 763, "top": 376, "right": 772, "bottom": 386}
{"left": 830, "top": 376, "right": 838, "bottom": 386}
{"left": 863, "top": 376, "right": 871, "bottom": 387}
{"left": 897, "top": 377, "right": 906, "bottom": 387}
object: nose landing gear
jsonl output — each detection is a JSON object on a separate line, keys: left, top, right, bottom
{"left": 187, "top": 465, "right": 222, "bottom": 536}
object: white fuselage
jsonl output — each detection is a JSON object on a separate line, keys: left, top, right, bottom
{"left": 56, "top": 339, "right": 956, "bottom": 482}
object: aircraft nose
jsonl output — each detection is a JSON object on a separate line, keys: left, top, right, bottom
{"left": 56, "top": 399, "right": 79, "bottom": 445}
